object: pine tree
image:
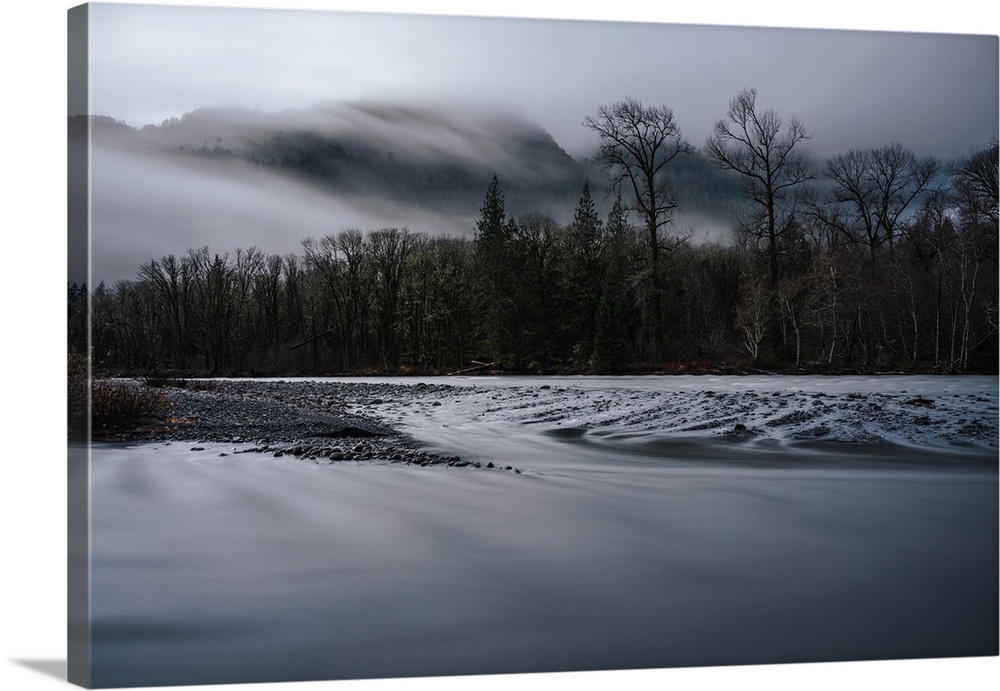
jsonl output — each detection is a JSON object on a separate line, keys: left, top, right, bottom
{"left": 472, "top": 176, "right": 516, "bottom": 364}
{"left": 564, "top": 180, "right": 605, "bottom": 362}
{"left": 476, "top": 175, "right": 507, "bottom": 244}
{"left": 591, "top": 194, "right": 631, "bottom": 371}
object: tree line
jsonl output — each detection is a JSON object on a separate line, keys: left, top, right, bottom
{"left": 69, "top": 90, "right": 998, "bottom": 375}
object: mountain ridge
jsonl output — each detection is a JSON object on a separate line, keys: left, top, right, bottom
{"left": 73, "top": 100, "right": 741, "bottom": 223}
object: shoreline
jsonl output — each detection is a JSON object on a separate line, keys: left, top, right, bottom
{"left": 91, "top": 379, "right": 524, "bottom": 472}
{"left": 83, "top": 375, "right": 999, "bottom": 469}
{"left": 100, "top": 363, "right": 1000, "bottom": 380}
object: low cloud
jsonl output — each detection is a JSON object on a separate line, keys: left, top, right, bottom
{"left": 89, "top": 142, "right": 478, "bottom": 284}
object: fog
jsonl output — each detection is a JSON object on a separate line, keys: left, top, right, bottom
{"left": 86, "top": 4, "right": 998, "bottom": 162}
{"left": 83, "top": 97, "right": 611, "bottom": 283}
{"left": 322, "top": 102, "right": 553, "bottom": 169}
{"left": 86, "top": 115, "right": 733, "bottom": 284}
{"left": 138, "top": 102, "right": 568, "bottom": 175}
{"left": 74, "top": 3, "right": 998, "bottom": 284}
{"left": 89, "top": 143, "right": 478, "bottom": 284}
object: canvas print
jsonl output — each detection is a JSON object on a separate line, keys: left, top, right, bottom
{"left": 67, "top": 2, "right": 999, "bottom": 688}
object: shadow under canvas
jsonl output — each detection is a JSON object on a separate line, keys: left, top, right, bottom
{"left": 13, "top": 659, "right": 68, "bottom": 682}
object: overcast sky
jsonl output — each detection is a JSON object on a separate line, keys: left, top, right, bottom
{"left": 84, "top": 2, "right": 998, "bottom": 161}
{"left": 68, "top": 1, "right": 1000, "bottom": 283}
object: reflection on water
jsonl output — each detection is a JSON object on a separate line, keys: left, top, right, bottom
{"left": 88, "top": 377, "right": 999, "bottom": 687}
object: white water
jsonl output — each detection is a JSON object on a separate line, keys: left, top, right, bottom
{"left": 335, "top": 374, "right": 999, "bottom": 466}
{"left": 86, "top": 376, "right": 998, "bottom": 687}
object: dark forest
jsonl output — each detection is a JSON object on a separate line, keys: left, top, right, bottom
{"left": 68, "top": 97, "right": 999, "bottom": 377}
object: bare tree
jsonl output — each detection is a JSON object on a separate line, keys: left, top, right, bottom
{"left": 301, "top": 229, "right": 376, "bottom": 370}
{"left": 584, "top": 97, "right": 692, "bottom": 356}
{"left": 736, "top": 273, "right": 770, "bottom": 362}
{"left": 949, "top": 139, "right": 999, "bottom": 227}
{"left": 824, "top": 142, "right": 938, "bottom": 261}
{"left": 705, "top": 87, "right": 813, "bottom": 286}
{"left": 232, "top": 247, "right": 265, "bottom": 372}
{"left": 368, "top": 228, "right": 418, "bottom": 370}
{"left": 137, "top": 254, "right": 190, "bottom": 369}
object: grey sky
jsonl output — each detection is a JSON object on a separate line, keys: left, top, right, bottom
{"left": 86, "top": 2, "right": 999, "bottom": 161}
{"left": 72, "top": 1, "right": 1000, "bottom": 284}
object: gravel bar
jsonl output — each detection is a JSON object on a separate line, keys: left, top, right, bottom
{"left": 118, "top": 379, "right": 519, "bottom": 472}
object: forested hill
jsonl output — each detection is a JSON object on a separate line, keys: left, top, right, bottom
{"left": 75, "top": 103, "right": 740, "bottom": 219}
{"left": 69, "top": 103, "right": 998, "bottom": 376}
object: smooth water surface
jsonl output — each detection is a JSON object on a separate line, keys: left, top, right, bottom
{"left": 87, "top": 376, "right": 999, "bottom": 687}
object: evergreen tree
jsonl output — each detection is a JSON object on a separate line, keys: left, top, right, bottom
{"left": 472, "top": 176, "right": 517, "bottom": 363}
{"left": 511, "top": 212, "right": 562, "bottom": 368}
{"left": 564, "top": 180, "right": 605, "bottom": 362}
{"left": 591, "top": 195, "right": 632, "bottom": 371}
{"left": 476, "top": 175, "right": 507, "bottom": 243}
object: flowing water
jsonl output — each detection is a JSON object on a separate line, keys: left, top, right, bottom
{"left": 86, "top": 376, "right": 998, "bottom": 687}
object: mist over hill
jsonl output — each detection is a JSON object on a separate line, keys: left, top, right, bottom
{"left": 73, "top": 102, "right": 740, "bottom": 283}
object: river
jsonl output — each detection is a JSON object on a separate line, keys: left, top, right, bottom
{"left": 84, "top": 375, "right": 998, "bottom": 687}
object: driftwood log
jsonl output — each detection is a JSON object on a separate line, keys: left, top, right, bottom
{"left": 447, "top": 361, "right": 498, "bottom": 376}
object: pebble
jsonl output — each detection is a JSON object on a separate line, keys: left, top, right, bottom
{"left": 122, "top": 379, "right": 525, "bottom": 475}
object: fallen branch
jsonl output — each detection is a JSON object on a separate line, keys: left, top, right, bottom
{"left": 289, "top": 328, "right": 336, "bottom": 351}
{"left": 447, "top": 361, "right": 498, "bottom": 376}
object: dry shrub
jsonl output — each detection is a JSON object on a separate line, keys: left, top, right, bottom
{"left": 69, "top": 354, "right": 173, "bottom": 439}
{"left": 68, "top": 352, "right": 89, "bottom": 439}
{"left": 90, "top": 378, "right": 170, "bottom": 431}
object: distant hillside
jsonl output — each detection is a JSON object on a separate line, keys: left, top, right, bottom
{"left": 77, "top": 101, "right": 741, "bottom": 224}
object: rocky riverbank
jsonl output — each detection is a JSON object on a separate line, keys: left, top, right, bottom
{"left": 92, "top": 375, "right": 997, "bottom": 470}
{"left": 111, "top": 378, "right": 521, "bottom": 471}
